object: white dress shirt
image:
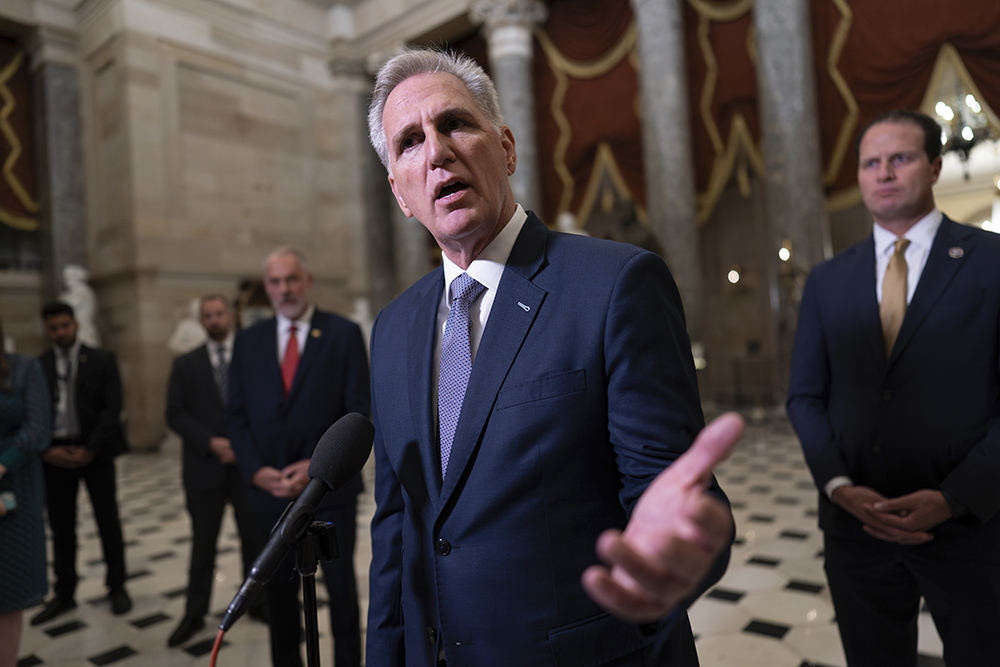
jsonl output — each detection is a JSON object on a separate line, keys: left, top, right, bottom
{"left": 276, "top": 304, "right": 315, "bottom": 363}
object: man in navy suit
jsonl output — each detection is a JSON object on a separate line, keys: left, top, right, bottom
{"left": 228, "top": 248, "right": 370, "bottom": 667}
{"left": 787, "top": 110, "right": 1000, "bottom": 666}
{"left": 364, "top": 48, "right": 740, "bottom": 666}
{"left": 165, "top": 295, "right": 262, "bottom": 647}
{"left": 32, "top": 301, "right": 131, "bottom": 625}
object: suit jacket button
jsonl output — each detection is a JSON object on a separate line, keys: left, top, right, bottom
{"left": 436, "top": 538, "right": 452, "bottom": 556}
{"left": 882, "top": 389, "right": 893, "bottom": 401}
{"left": 427, "top": 627, "right": 437, "bottom": 644}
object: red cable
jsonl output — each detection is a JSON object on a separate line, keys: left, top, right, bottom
{"left": 208, "top": 629, "right": 225, "bottom": 667}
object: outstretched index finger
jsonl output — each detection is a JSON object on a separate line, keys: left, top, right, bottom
{"left": 667, "top": 412, "right": 745, "bottom": 489}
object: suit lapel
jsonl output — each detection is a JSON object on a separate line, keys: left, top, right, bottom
{"left": 842, "top": 237, "right": 886, "bottom": 369}
{"left": 258, "top": 318, "right": 284, "bottom": 402}
{"left": 438, "top": 216, "right": 549, "bottom": 510}
{"left": 409, "top": 271, "right": 445, "bottom": 501}
{"left": 890, "top": 217, "right": 973, "bottom": 366}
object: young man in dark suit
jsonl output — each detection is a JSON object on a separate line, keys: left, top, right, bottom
{"left": 364, "top": 48, "right": 740, "bottom": 666}
{"left": 32, "top": 301, "right": 131, "bottom": 625}
{"left": 228, "top": 247, "right": 370, "bottom": 667}
{"left": 788, "top": 110, "right": 1000, "bottom": 666}
{"left": 165, "top": 294, "right": 262, "bottom": 647}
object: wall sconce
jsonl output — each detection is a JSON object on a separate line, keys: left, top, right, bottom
{"left": 727, "top": 265, "right": 741, "bottom": 285}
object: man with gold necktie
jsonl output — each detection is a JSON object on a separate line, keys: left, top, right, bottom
{"left": 788, "top": 110, "right": 1000, "bottom": 666}
{"left": 228, "top": 247, "right": 370, "bottom": 667}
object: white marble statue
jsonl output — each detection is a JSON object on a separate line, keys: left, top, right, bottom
{"left": 60, "top": 264, "right": 101, "bottom": 347}
{"left": 167, "top": 297, "right": 208, "bottom": 356}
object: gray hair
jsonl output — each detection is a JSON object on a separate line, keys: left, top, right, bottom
{"left": 368, "top": 48, "right": 505, "bottom": 171}
{"left": 262, "top": 246, "right": 308, "bottom": 273}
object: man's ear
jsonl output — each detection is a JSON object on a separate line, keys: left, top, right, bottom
{"left": 929, "top": 155, "right": 943, "bottom": 185}
{"left": 501, "top": 126, "right": 516, "bottom": 176}
{"left": 388, "top": 172, "right": 413, "bottom": 218}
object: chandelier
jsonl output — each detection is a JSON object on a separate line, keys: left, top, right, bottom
{"left": 934, "top": 88, "right": 993, "bottom": 179}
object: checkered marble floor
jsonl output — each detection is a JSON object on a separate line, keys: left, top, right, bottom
{"left": 17, "top": 417, "right": 946, "bottom": 667}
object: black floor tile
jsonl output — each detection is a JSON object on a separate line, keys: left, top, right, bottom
{"left": 747, "top": 555, "right": 781, "bottom": 567}
{"left": 743, "top": 619, "right": 791, "bottom": 640}
{"left": 88, "top": 645, "right": 137, "bottom": 665}
{"left": 131, "top": 612, "right": 172, "bottom": 629}
{"left": 785, "top": 580, "right": 824, "bottom": 594}
{"left": 44, "top": 620, "right": 87, "bottom": 637}
{"left": 17, "top": 655, "right": 43, "bottom": 667}
{"left": 185, "top": 637, "right": 226, "bottom": 658}
{"left": 706, "top": 588, "right": 745, "bottom": 603}
{"left": 779, "top": 530, "right": 809, "bottom": 540}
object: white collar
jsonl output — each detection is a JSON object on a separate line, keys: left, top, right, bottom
{"left": 873, "top": 208, "right": 942, "bottom": 255}
{"left": 277, "top": 304, "right": 315, "bottom": 333}
{"left": 441, "top": 204, "right": 527, "bottom": 302}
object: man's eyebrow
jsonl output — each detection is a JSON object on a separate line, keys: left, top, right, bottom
{"left": 390, "top": 106, "right": 478, "bottom": 151}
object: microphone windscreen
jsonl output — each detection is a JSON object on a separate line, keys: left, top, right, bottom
{"left": 308, "top": 413, "right": 375, "bottom": 490}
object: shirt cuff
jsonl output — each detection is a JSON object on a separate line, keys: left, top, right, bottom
{"left": 824, "top": 476, "right": 853, "bottom": 499}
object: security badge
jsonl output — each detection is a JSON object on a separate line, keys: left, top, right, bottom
{"left": 948, "top": 246, "right": 964, "bottom": 259}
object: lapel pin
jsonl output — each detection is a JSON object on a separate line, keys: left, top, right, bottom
{"left": 311, "top": 328, "right": 321, "bottom": 337}
{"left": 79, "top": 354, "right": 87, "bottom": 363}
{"left": 947, "top": 246, "right": 964, "bottom": 259}
{"left": 517, "top": 302, "right": 530, "bottom": 312}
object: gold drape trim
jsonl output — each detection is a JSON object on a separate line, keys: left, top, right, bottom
{"left": 535, "top": 25, "right": 639, "bottom": 218}
{"left": 687, "top": 0, "right": 753, "bottom": 22}
{"left": 0, "top": 49, "right": 39, "bottom": 231}
{"left": 576, "top": 141, "right": 648, "bottom": 228}
{"left": 920, "top": 42, "right": 1000, "bottom": 136}
{"left": 822, "top": 0, "right": 857, "bottom": 186}
{"left": 696, "top": 113, "right": 764, "bottom": 222}
{"left": 691, "top": 4, "right": 760, "bottom": 223}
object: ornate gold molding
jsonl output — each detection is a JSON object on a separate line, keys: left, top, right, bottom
{"left": 0, "top": 49, "right": 39, "bottom": 231}
{"left": 534, "top": 24, "right": 638, "bottom": 220}
{"left": 822, "top": 0, "right": 857, "bottom": 187}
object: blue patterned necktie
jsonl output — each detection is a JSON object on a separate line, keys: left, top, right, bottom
{"left": 438, "top": 273, "right": 486, "bottom": 477}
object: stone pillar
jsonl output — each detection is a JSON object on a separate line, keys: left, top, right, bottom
{"left": 332, "top": 48, "right": 400, "bottom": 313}
{"left": 630, "top": 0, "right": 702, "bottom": 342}
{"left": 471, "top": 0, "right": 547, "bottom": 214}
{"left": 753, "top": 0, "right": 830, "bottom": 393}
{"left": 31, "top": 59, "right": 87, "bottom": 299}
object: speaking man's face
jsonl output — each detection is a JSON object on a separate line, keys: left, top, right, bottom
{"left": 382, "top": 72, "right": 517, "bottom": 262}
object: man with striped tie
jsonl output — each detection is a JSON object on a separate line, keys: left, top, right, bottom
{"left": 165, "top": 294, "right": 262, "bottom": 647}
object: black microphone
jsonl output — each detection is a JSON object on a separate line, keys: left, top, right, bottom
{"left": 220, "top": 412, "right": 374, "bottom": 631}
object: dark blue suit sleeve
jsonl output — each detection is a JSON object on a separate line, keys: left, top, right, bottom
{"left": 341, "top": 322, "right": 371, "bottom": 418}
{"left": 227, "top": 334, "right": 265, "bottom": 481}
{"left": 786, "top": 271, "right": 852, "bottom": 489}
{"left": 366, "top": 314, "right": 406, "bottom": 666}
{"left": 603, "top": 251, "right": 731, "bottom": 646}
{"left": 166, "top": 354, "right": 214, "bottom": 453}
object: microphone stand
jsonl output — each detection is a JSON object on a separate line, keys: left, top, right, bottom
{"left": 295, "top": 521, "right": 339, "bottom": 667}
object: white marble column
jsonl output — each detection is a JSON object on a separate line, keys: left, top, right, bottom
{"left": 630, "top": 0, "right": 702, "bottom": 341}
{"left": 753, "top": 0, "right": 829, "bottom": 390}
{"left": 471, "top": 0, "right": 547, "bottom": 214}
